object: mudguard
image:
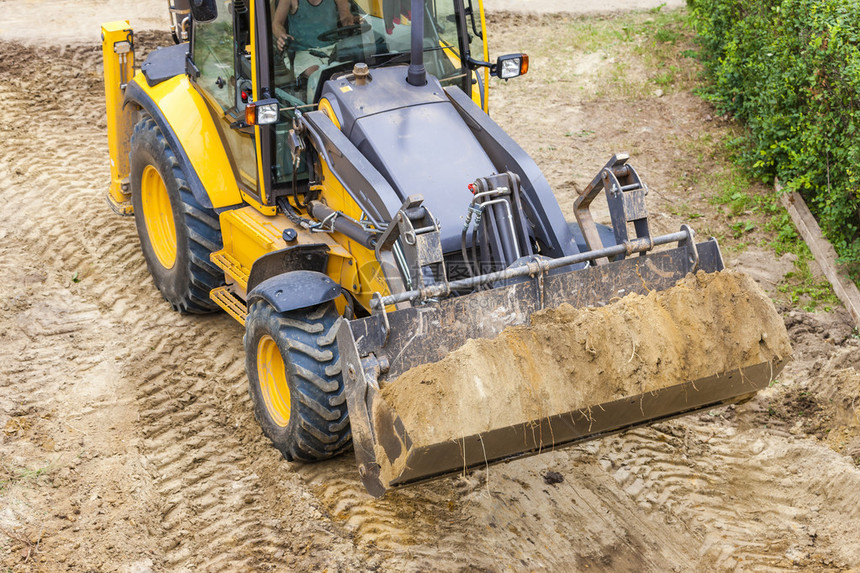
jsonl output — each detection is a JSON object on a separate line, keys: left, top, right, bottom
{"left": 247, "top": 245, "right": 331, "bottom": 293}
{"left": 123, "top": 74, "right": 243, "bottom": 210}
{"left": 247, "top": 270, "right": 343, "bottom": 314}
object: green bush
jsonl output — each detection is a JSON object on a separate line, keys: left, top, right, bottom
{"left": 688, "top": 0, "right": 860, "bottom": 280}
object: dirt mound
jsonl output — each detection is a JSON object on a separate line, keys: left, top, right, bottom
{"left": 753, "top": 309, "right": 860, "bottom": 461}
{"left": 383, "top": 270, "right": 792, "bottom": 447}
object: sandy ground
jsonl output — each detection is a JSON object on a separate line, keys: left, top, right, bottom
{"left": 0, "top": 0, "right": 680, "bottom": 44}
{"left": 486, "top": 0, "right": 685, "bottom": 14}
{"left": 1, "top": 2, "right": 859, "bottom": 572}
{"left": 0, "top": 0, "right": 170, "bottom": 44}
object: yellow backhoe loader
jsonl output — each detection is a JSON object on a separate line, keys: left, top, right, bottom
{"left": 102, "top": 0, "right": 790, "bottom": 497}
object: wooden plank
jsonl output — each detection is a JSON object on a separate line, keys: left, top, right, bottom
{"left": 777, "top": 181, "right": 860, "bottom": 329}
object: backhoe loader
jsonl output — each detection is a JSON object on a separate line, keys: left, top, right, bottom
{"left": 102, "top": 0, "right": 790, "bottom": 497}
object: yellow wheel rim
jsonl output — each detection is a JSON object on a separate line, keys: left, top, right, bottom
{"left": 140, "top": 165, "right": 177, "bottom": 269}
{"left": 257, "top": 335, "right": 291, "bottom": 427}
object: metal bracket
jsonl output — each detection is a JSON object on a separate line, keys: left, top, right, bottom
{"left": 288, "top": 128, "right": 305, "bottom": 169}
{"left": 375, "top": 195, "right": 447, "bottom": 305}
{"left": 113, "top": 41, "right": 131, "bottom": 54}
{"left": 370, "top": 292, "right": 391, "bottom": 344}
{"left": 525, "top": 256, "right": 551, "bottom": 310}
{"left": 574, "top": 153, "right": 651, "bottom": 264}
{"left": 678, "top": 224, "right": 700, "bottom": 273}
{"left": 337, "top": 318, "right": 386, "bottom": 497}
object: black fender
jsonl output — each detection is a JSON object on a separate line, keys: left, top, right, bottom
{"left": 247, "top": 270, "right": 343, "bottom": 314}
{"left": 247, "top": 244, "right": 330, "bottom": 293}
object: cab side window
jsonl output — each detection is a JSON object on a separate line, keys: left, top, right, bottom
{"left": 192, "top": 1, "right": 259, "bottom": 191}
{"left": 193, "top": 0, "right": 236, "bottom": 111}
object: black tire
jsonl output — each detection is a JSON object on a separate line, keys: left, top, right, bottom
{"left": 130, "top": 115, "right": 224, "bottom": 314}
{"left": 245, "top": 300, "right": 351, "bottom": 461}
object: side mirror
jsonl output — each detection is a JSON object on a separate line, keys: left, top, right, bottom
{"left": 493, "top": 54, "right": 529, "bottom": 80}
{"left": 189, "top": 0, "right": 218, "bottom": 22}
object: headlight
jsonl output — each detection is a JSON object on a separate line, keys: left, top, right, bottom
{"left": 245, "top": 98, "right": 280, "bottom": 126}
{"left": 500, "top": 58, "right": 521, "bottom": 79}
{"left": 495, "top": 54, "right": 529, "bottom": 80}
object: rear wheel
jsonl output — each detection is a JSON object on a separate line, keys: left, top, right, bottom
{"left": 130, "top": 115, "right": 224, "bottom": 313}
{"left": 245, "top": 300, "right": 351, "bottom": 461}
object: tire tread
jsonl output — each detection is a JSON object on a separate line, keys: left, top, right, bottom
{"left": 130, "top": 116, "right": 224, "bottom": 314}
{"left": 245, "top": 301, "right": 351, "bottom": 462}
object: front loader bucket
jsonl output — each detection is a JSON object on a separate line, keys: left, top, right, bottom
{"left": 337, "top": 238, "right": 791, "bottom": 497}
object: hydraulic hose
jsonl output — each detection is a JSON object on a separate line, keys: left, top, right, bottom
{"left": 461, "top": 227, "right": 474, "bottom": 277}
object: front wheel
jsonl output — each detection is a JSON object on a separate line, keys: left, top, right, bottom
{"left": 245, "top": 300, "right": 351, "bottom": 461}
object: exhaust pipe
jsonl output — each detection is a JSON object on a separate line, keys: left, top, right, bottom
{"left": 406, "top": 0, "right": 426, "bottom": 86}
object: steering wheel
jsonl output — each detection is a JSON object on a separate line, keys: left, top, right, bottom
{"left": 317, "top": 20, "right": 371, "bottom": 43}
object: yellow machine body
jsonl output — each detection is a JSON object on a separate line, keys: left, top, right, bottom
{"left": 126, "top": 75, "right": 244, "bottom": 210}
{"left": 102, "top": 21, "right": 136, "bottom": 215}
{"left": 102, "top": 0, "right": 491, "bottom": 321}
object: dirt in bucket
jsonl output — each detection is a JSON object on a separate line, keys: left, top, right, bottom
{"left": 381, "top": 270, "right": 793, "bottom": 448}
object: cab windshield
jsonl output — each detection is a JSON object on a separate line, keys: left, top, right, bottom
{"left": 271, "top": 0, "right": 471, "bottom": 108}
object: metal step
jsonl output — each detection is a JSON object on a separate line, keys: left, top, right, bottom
{"left": 105, "top": 190, "right": 133, "bottom": 216}
{"left": 210, "top": 286, "right": 247, "bottom": 325}
{"left": 210, "top": 250, "right": 250, "bottom": 290}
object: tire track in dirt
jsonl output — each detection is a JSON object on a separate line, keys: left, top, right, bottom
{"left": 297, "top": 449, "right": 703, "bottom": 571}
{"left": 0, "top": 39, "right": 369, "bottom": 570}
{"left": 596, "top": 417, "right": 860, "bottom": 570}
{"left": 0, "top": 213, "right": 159, "bottom": 569}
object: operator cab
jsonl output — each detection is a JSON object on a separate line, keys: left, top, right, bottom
{"left": 272, "top": 0, "right": 475, "bottom": 107}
